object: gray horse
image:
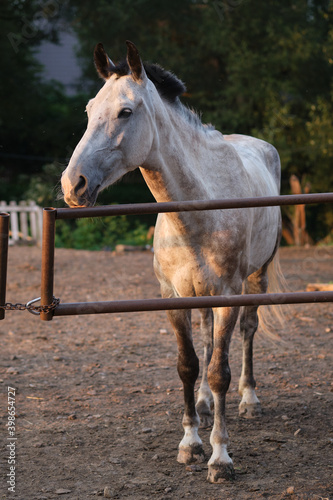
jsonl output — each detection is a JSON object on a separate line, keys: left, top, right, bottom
{"left": 61, "top": 41, "right": 282, "bottom": 483}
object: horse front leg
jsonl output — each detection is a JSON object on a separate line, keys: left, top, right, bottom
{"left": 166, "top": 308, "right": 206, "bottom": 465}
{"left": 207, "top": 306, "right": 239, "bottom": 483}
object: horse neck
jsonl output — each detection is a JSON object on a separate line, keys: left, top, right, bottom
{"left": 140, "top": 101, "right": 220, "bottom": 203}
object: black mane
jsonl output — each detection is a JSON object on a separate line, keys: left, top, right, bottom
{"left": 144, "top": 63, "right": 186, "bottom": 103}
{"left": 111, "top": 60, "right": 186, "bottom": 103}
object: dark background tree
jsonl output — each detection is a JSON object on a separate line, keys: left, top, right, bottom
{"left": 1, "top": 0, "right": 332, "bottom": 242}
{"left": 0, "top": 0, "right": 87, "bottom": 200}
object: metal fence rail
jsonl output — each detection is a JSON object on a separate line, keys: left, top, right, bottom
{"left": 53, "top": 291, "right": 333, "bottom": 317}
{"left": 55, "top": 192, "right": 333, "bottom": 219}
{"left": 39, "top": 193, "right": 333, "bottom": 321}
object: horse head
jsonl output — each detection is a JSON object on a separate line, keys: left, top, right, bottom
{"left": 61, "top": 41, "right": 155, "bottom": 207}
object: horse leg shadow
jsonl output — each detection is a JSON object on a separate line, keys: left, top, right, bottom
{"left": 196, "top": 308, "right": 214, "bottom": 428}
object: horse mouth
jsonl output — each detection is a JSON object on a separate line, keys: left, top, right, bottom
{"left": 67, "top": 184, "right": 101, "bottom": 208}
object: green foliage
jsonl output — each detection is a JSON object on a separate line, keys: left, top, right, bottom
{"left": 55, "top": 215, "right": 150, "bottom": 250}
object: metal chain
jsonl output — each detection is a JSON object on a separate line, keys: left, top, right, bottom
{"left": 0, "top": 297, "right": 60, "bottom": 315}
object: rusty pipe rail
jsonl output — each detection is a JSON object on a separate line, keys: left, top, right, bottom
{"left": 55, "top": 193, "right": 333, "bottom": 219}
{"left": 53, "top": 291, "right": 333, "bottom": 316}
{"left": 40, "top": 193, "right": 333, "bottom": 321}
{"left": 0, "top": 213, "right": 10, "bottom": 320}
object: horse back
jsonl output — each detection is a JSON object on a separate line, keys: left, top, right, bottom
{"left": 224, "top": 134, "right": 281, "bottom": 194}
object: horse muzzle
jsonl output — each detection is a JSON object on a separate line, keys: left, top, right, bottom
{"left": 62, "top": 173, "right": 101, "bottom": 208}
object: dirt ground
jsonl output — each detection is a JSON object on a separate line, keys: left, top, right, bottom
{"left": 1, "top": 245, "right": 332, "bottom": 500}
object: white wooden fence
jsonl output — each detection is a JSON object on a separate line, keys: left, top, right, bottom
{"left": 0, "top": 201, "right": 43, "bottom": 246}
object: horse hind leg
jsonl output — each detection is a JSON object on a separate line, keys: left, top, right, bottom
{"left": 196, "top": 308, "right": 214, "bottom": 428}
{"left": 166, "top": 308, "right": 206, "bottom": 464}
{"left": 238, "top": 267, "right": 268, "bottom": 419}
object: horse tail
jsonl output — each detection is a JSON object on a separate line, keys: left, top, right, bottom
{"left": 257, "top": 250, "right": 289, "bottom": 340}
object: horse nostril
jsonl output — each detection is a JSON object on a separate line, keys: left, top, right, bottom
{"left": 74, "top": 175, "right": 88, "bottom": 197}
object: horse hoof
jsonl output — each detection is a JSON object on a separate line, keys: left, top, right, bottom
{"left": 239, "top": 402, "right": 262, "bottom": 419}
{"left": 207, "top": 462, "right": 235, "bottom": 483}
{"left": 177, "top": 444, "right": 206, "bottom": 464}
{"left": 199, "top": 413, "right": 214, "bottom": 428}
{"left": 196, "top": 400, "right": 214, "bottom": 428}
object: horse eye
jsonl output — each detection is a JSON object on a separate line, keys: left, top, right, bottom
{"left": 118, "top": 108, "right": 132, "bottom": 119}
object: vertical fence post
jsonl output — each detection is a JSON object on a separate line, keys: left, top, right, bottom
{"left": 0, "top": 213, "right": 10, "bottom": 320}
{"left": 40, "top": 208, "right": 57, "bottom": 321}
{"left": 9, "top": 201, "right": 19, "bottom": 243}
{"left": 19, "top": 200, "right": 28, "bottom": 241}
{"left": 29, "top": 201, "right": 38, "bottom": 243}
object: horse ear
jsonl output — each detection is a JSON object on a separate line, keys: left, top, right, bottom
{"left": 94, "top": 43, "right": 115, "bottom": 80}
{"left": 126, "top": 40, "right": 147, "bottom": 84}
